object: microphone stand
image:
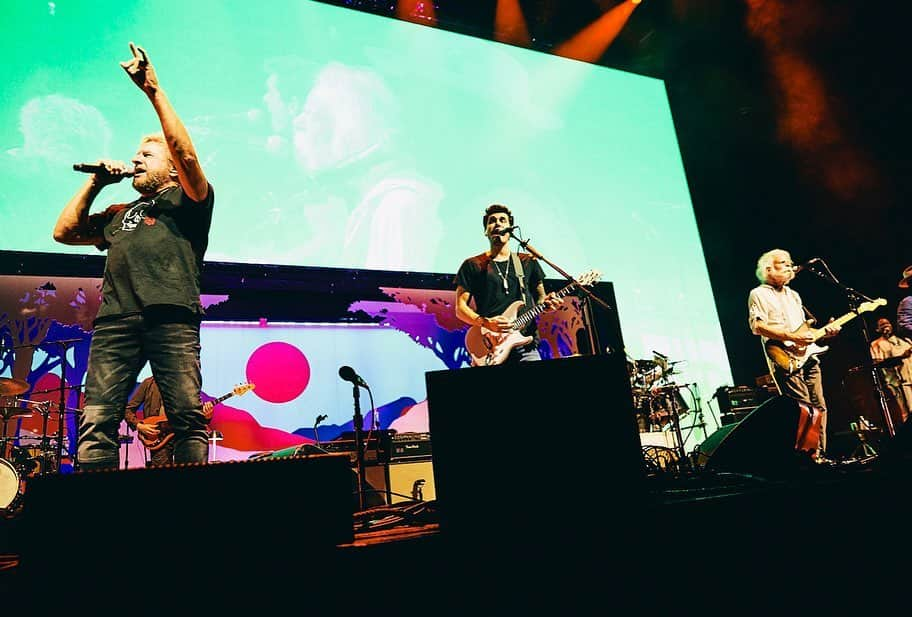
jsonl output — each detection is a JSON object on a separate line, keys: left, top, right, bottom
{"left": 511, "top": 230, "right": 612, "bottom": 356}
{"left": 53, "top": 340, "right": 72, "bottom": 475}
{"left": 801, "top": 261, "right": 895, "bottom": 438}
{"left": 349, "top": 384, "right": 367, "bottom": 513}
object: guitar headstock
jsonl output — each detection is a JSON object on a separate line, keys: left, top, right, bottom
{"left": 576, "top": 270, "right": 602, "bottom": 287}
{"left": 859, "top": 298, "right": 887, "bottom": 314}
{"left": 233, "top": 383, "right": 256, "bottom": 396}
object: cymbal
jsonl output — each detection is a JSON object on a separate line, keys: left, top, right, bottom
{"left": 0, "top": 377, "right": 29, "bottom": 396}
{"left": 0, "top": 406, "right": 33, "bottom": 420}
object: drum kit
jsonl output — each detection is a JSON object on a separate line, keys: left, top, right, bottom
{"left": 0, "top": 377, "right": 74, "bottom": 514}
{"left": 628, "top": 352, "right": 697, "bottom": 473}
{"left": 628, "top": 353, "right": 690, "bottom": 433}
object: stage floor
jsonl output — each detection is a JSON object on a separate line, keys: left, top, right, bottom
{"left": 2, "top": 453, "right": 911, "bottom": 610}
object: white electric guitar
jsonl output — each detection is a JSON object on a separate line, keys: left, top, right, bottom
{"left": 464, "top": 270, "right": 601, "bottom": 366}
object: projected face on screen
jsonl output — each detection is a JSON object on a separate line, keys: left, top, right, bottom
{"left": 1, "top": 0, "right": 733, "bottom": 433}
{"left": 291, "top": 62, "right": 394, "bottom": 173}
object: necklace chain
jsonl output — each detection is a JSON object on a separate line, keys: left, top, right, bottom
{"left": 493, "top": 258, "right": 510, "bottom": 292}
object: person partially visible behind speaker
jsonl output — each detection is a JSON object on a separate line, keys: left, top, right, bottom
{"left": 897, "top": 266, "right": 912, "bottom": 340}
{"left": 124, "top": 376, "right": 215, "bottom": 467}
{"left": 869, "top": 317, "right": 912, "bottom": 424}
{"left": 748, "top": 249, "right": 841, "bottom": 463}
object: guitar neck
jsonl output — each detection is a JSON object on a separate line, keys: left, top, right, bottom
{"left": 513, "top": 283, "right": 577, "bottom": 330}
{"left": 811, "top": 311, "right": 859, "bottom": 340}
{"left": 213, "top": 392, "right": 235, "bottom": 404}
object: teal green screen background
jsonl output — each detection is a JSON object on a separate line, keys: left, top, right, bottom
{"left": 0, "top": 1, "right": 732, "bottom": 442}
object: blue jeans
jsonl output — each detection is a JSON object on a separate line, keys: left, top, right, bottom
{"left": 80, "top": 314, "right": 208, "bottom": 469}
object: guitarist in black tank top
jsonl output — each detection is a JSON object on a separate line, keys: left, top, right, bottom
{"left": 454, "top": 204, "right": 562, "bottom": 364}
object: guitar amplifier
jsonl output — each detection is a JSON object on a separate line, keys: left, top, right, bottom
{"left": 323, "top": 429, "right": 395, "bottom": 463}
{"left": 715, "top": 386, "right": 773, "bottom": 425}
{"left": 390, "top": 432, "right": 432, "bottom": 460}
{"left": 256, "top": 430, "right": 395, "bottom": 464}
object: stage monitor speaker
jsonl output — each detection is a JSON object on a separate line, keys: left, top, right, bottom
{"left": 17, "top": 453, "right": 355, "bottom": 591}
{"left": 702, "top": 395, "right": 820, "bottom": 476}
{"left": 693, "top": 422, "right": 739, "bottom": 468}
{"left": 425, "top": 353, "right": 645, "bottom": 550}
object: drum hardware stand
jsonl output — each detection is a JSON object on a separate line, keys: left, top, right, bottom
{"left": 649, "top": 351, "right": 695, "bottom": 472}
{"left": 52, "top": 339, "right": 80, "bottom": 474}
{"left": 674, "top": 383, "right": 710, "bottom": 464}
{"left": 118, "top": 432, "right": 134, "bottom": 469}
{"left": 848, "top": 417, "right": 878, "bottom": 460}
{"left": 14, "top": 337, "right": 83, "bottom": 473}
{"left": 661, "top": 384, "right": 692, "bottom": 472}
{"left": 36, "top": 401, "right": 53, "bottom": 475}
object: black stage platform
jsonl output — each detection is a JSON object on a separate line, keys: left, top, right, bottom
{"left": 3, "top": 354, "right": 911, "bottom": 610}
{"left": 2, "top": 452, "right": 911, "bottom": 612}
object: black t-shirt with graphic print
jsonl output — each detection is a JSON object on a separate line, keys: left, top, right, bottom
{"left": 454, "top": 251, "right": 544, "bottom": 338}
{"left": 88, "top": 184, "right": 214, "bottom": 322}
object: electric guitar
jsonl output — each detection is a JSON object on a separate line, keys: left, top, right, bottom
{"left": 137, "top": 383, "right": 255, "bottom": 450}
{"left": 465, "top": 270, "right": 601, "bottom": 367}
{"left": 764, "top": 298, "right": 886, "bottom": 374}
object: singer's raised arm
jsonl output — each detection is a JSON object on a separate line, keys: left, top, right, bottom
{"left": 121, "top": 42, "right": 209, "bottom": 203}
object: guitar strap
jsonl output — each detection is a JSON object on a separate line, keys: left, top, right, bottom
{"left": 801, "top": 304, "right": 818, "bottom": 325}
{"left": 510, "top": 251, "right": 531, "bottom": 309}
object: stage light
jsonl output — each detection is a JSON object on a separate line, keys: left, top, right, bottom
{"left": 554, "top": 0, "right": 641, "bottom": 64}
{"left": 396, "top": 0, "right": 437, "bottom": 26}
{"left": 494, "top": 0, "right": 531, "bottom": 47}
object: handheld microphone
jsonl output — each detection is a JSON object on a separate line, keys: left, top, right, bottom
{"left": 793, "top": 257, "right": 821, "bottom": 274}
{"left": 338, "top": 365, "right": 368, "bottom": 388}
{"left": 73, "top": 163, "right": 135, "bottom": 177}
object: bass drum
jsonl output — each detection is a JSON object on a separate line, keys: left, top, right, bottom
{"left": 0, "top": 458, "right": 23, "bottom": 512}
{"left": 647, "top": 388, "right": 691, "bottom": 429}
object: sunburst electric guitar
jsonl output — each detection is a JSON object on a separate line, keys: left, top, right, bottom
{"left": 138, "top": 382, "right": 255, "bottom": 451}
{"left": 764, "top": 298, "right": 886, "bottom": 374}
{"left": 465, "top": 270, "right": 601, "bottom": 367}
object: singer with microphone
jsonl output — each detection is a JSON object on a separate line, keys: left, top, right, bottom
{"left": 454, "top": 203, "right": 562, "bottom": 364}
{"left": 748, "top": 249, "right": 841, "bottom": 464}
{"left": 52, "top": 42, "right": 214, "bottom": 472}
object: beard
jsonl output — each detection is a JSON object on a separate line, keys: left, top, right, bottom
{"left": 132, "top": 167, "right": 173, "bottom": 195}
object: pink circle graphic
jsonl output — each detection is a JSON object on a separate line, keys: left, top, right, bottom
{"left": 246, "top": 342, "right": 310, "bottom": 403}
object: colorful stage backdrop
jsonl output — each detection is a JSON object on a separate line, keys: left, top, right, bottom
{"left": 0, "top": 271, "right": 601, "bottom": 468}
